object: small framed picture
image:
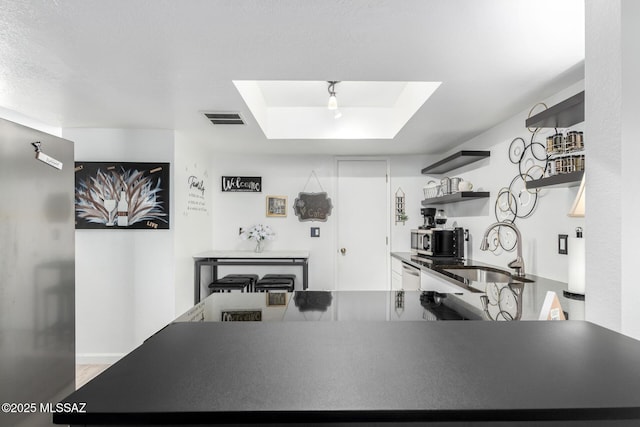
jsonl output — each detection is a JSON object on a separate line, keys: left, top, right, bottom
{"left": 266, "top": 195, "right": 287, "bottom": 217}
{"left": 267, "top": 292, "right": 287, "bottom": 307}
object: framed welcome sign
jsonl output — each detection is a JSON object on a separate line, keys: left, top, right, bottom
{"left": 221, "top": 176, "right": 261, "bottom": 192}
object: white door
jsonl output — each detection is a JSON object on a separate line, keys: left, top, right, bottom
{"left": 336, "top": 159, "right": 389, "bottom": 290}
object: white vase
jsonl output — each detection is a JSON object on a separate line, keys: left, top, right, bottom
{"left": 255, "top": 240, "right": 263, "bottom": 253}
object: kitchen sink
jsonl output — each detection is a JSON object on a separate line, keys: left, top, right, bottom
{"left": 440, "top": 266, "right": 533, "bottom": 284}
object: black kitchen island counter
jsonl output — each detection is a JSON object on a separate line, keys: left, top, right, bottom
{"left": 55, "top": 321, "right": 640, "bottom": 426}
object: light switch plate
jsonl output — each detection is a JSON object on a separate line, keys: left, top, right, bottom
{"left": 311, "top": 227, "right": 320, "bottom": 237}
{"left": 558, "top": 234, "right": 568, "bottom": 255}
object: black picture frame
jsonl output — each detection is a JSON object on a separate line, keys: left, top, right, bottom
{"left": 74, "top": 162, "right": 170, "bottom": 230}
{"left": 221, "top": 176, "right": 262, "bottom": 192}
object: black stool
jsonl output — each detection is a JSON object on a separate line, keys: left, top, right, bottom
{"left": 208, "top": 274, "right": 258, "bottom": 293}
{"left": 254, "top": 274, "right": 296, "bottom": 292}
{"left": 222, "top": 274, "right": 259, "bottom": 292}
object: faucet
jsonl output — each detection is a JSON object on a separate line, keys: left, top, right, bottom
{"left": 479, "top": 221, "right": 525, "bottom": 276}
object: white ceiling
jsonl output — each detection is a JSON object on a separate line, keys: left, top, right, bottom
{"left": 0, "top": 0, "right": 585, "bottom": 155}
{"left": 234, "top": 80, "right": 441, "bottom": 139}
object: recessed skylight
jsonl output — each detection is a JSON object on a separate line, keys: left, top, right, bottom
{"left": 233, "top": 80, "right": 441, "bottom": 140}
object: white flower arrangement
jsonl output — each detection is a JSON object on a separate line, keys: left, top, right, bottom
{"left": 240, "top": 224, "right": 275, "bottom": 242}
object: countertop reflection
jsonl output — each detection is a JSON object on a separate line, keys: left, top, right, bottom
{"left": 175, "top": 289, "right": 485, "bottom": 324}
{"left": 392, "top": 252, "right": 584, "bottom": 321}
{"left": 175, "top": 254, "right": 584, "bottom": 324}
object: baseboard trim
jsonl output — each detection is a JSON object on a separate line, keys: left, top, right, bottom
{"left": 76, "top": 353, "right": 126, "bottom": 365}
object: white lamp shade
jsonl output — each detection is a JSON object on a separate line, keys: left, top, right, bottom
{"left": 568, "top": 174, "right": 585, "bottom": 217}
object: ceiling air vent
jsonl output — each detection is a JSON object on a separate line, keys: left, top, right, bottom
{"left": 204, "top": 112, "right": 245, "bottom": 125}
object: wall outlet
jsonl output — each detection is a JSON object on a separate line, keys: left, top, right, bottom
{"left": 310, "top": 227, "right": 320, "bottom": 237}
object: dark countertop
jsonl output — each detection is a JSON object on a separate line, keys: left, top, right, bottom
{"left": 55, "top": 321, "right": 640, "bottom": 425}
{"left": 392, "top": 252, "right": 584, "bottom": 321}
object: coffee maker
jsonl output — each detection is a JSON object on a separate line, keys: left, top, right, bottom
{"left": 419, "top": 207, "right": 436, "bottom": 230}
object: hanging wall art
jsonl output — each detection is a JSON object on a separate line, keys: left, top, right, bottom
{"left": 184, "top": 162, "right": 210, "bottom": 217}
{"left": 294, "top": 171, "right": 333, "bottom": 222}
{"left": 74, "top": 162, "right": 170, "bottom": 230}
{"left": 488, "top": 103, "right": 550, "bottom": 253}
{"left": 395, "top": 187, "right": 408, "bottom": 225}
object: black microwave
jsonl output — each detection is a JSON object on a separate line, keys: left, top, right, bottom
{"left": 411, "top": 228, "right": 464, "bottom": 258}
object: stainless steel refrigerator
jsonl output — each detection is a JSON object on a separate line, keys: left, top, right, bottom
{"left": 0, "top": 118, "right": 75, "bottom": 427}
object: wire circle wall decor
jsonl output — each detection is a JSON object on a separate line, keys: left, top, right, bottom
{"left": 490, "top": 103, "right": 551, "bottom": 253}
{"left": 480, "top": 102, "right": 552, "bottom": 321}
{"left": 508, "top": 137, "right": 527, "bottom": 164}
{"left": 481, "top": 283, "right": 522, "bottom": 321}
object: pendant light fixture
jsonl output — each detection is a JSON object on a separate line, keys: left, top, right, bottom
{"left": 327, "top": 81, "right": 339, "bottom": 110}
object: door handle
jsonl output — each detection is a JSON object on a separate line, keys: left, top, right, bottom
{"left": 402, "top": 266, "right": 420, "bottom": 276}
{"left": 340, "top": 248, "right": 346, "bottom": 255}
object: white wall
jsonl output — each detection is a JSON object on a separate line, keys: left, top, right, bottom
{"left": 210, "top": 154, "right": 337, "bottom": 289}
{"left": 620, "top": 0, "right": 640, "bottom": 340}
{"left": 585, "top": 0, "right": 640, "bottom": 339}
{"left": 66, "top": 128, "right": 176, "bottom": 363}
{"left": 173, "top": 131, "right": 213, "bottom": 315}
{"left": 585, "top": 0, "right": 621, "bottom": 334}
{"left": 425, "top": 81, "right": 586, "bottom": 283}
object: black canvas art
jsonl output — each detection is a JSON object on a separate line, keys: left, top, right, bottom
{"left": 74, "top": 162, "right": 170, "bottom": 229}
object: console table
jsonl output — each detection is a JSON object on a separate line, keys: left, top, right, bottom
{"left": 193, "top": 250, "right": 309, "bottom": 304}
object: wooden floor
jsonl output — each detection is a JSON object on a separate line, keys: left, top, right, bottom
{"left": 76, "top": 364, "right": 110, "bottom": 389}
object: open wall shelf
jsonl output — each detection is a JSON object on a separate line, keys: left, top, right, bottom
{"left": 525, "top": 171, "right": 584, "bottom": 190}
{"left": 421, "top": 191, "right": 490, "bottom": 205}
{"left": 421, "top": 151, "right": 490, "bottom": 175}
{"left": 525, "top": 91, "right": 585, "bottom": 192}
{"left": 525, "top": 91, "right": 584, "bottom": 129}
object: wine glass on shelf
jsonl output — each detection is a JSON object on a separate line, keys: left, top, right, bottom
{"left": 435, "top": 209, "right": 447, "bottom": 229}
{"left": 104, "top": 199, "right": 116, "bottom": 226}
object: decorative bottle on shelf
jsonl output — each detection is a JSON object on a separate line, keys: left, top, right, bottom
{"left": 117, "top": 191, "right": 129, "bottom": 227}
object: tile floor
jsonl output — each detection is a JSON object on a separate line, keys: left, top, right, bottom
{"left": 76, "top": 364, "right": 110, "bottom": 389}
